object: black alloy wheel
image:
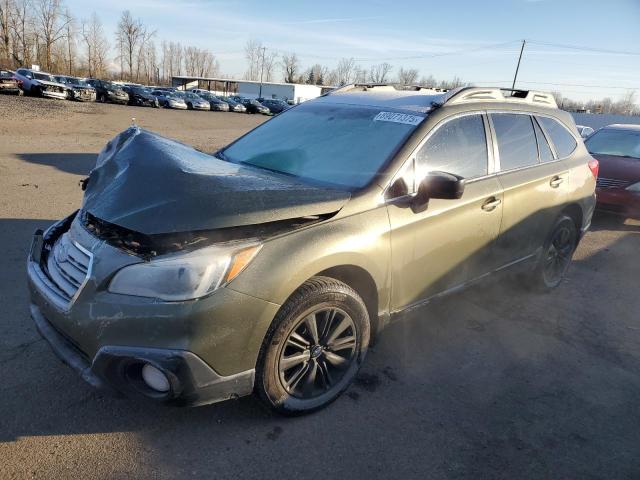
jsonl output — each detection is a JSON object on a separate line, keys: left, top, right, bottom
{"left": 278, "top": 307, "right": 357, "bottom": 399}
{"left": 256, "top": 276, "right": 370, "bottom": 415}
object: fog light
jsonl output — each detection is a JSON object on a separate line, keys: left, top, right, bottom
{"left": 141, "top": 363, "right": 170, "bottom": 393}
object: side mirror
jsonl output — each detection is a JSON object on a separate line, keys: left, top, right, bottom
{"left": 413, "top": 171, "right": 465, "bottom": 212}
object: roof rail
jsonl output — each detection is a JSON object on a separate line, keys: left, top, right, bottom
{"left": 446, "top": 87, "right": 557, "bottom": 108}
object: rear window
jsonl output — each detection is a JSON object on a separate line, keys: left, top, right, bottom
{"left": 537, "top": 116, "right": 577, "bottom": 158}
{"left": 491, "top": 113, "right": 538, "bottom": 171}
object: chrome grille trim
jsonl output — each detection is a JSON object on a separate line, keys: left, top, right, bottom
{"left": 44, "top": 233, "right": 93, "bottom": 308}
{"left": 596, "top": 177, "right": 630, "bottom": 189}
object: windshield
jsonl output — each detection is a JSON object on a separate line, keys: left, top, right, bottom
{"left": 34, "top": 72, "right": 54, "bottom": 82}
{"left": 221, "top": 103, "right": 424, "bottom": 189}
{"left": 585, "top": 129, "right": 640, "bottom": 159}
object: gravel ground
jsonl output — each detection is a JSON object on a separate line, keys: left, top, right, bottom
{"left": 0, "top": 96, "right": 639, "bottom": 479}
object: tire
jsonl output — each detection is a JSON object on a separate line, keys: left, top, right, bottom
{"left": 187, "top": 103, "right": 193, "bottom": 110}
{"left": 525, "top": 215, "right": 579, "bottom": 291}
{"left": 256, "top": 276, "right": 370, "bottom": 415}
{"left": 17, "top": 89, "right": 24, "bottom": 96}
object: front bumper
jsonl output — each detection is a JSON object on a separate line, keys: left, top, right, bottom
{"left": 192, "top": 104, "right": 210, "bottom": 111}
{"left": 596, "top": 188, "right": 640, "bottom": 219}
{"left": 72, "top": 90, "right": 96, "bottom": 102}
{"left": 31, "top": 303, "right": 254, "bottom": 406}
{"left": 41, "top": 89, "right": 67, "bottom": 100}
{"left": 27, "top": 216, "right": 280, "bottom": 406}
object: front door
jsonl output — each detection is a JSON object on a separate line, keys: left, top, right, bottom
{"left": 387, "top": 113, "right": 504, "bottom": 312}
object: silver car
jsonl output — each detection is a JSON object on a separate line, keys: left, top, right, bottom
{"left": 177, "top": 91, "right": 211, "bottom": 111}
{"left": 14, "top": 68, "right": 68, "bottom": 99}
{"left": 151, "top": 90, "right": 188, "bottom": 110}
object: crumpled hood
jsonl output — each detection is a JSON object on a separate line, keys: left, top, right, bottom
{"left": 82, "top": 127, "right": 350, "bottom": 235}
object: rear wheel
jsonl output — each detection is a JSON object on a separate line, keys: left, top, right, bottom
{"left": 256, "top": 276, "right": 370, "bottom": 415}
{"left": 526, "top": 215, "right": 578, "bottom": 290}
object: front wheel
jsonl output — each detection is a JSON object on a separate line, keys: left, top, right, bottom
{"left": 526, "top": 215, "right": 579, "bottom": 290}
{"left": 256, "top": 276, "right": 370, "bottom": 415}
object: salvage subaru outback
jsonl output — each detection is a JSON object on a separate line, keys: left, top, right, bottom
{"left": 28, "top": 85, "right": 597, "bottom": 414}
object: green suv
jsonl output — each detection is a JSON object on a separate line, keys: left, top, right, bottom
{"left": 28, "top": 85, "right": 597, "bottom": 414}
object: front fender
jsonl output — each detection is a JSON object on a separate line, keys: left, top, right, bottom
{"left": 227, "top": 207, "right": 392, "bottom": 319}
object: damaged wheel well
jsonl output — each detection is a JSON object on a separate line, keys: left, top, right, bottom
{"left": 316, "top": 265, "right": 380, "bottom": 338}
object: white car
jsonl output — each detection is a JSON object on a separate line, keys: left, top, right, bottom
{"left": 14, "top": 68, "right": 68, "bottom": 99}
{"left": 187, "top": 88, "right": 211, "bottom": 96}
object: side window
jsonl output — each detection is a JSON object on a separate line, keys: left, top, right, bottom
{"left": 386, "top": 158, "right": 415, "bottom": 199}
{"left": 491, "top": 113, "right": 538, "bottom": 171}
{"left": 415, "top": 114, "right": 488, "bottom": 181}
{"left": 533, "top": 117, "right": 555, "bottom": 163}
{"left": 537, "top": 116, "right": 577, "bottom": 158}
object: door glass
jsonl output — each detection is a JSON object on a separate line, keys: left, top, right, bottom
{"left": 415, "top": 114, "right": 488, "bottom": 181}
{"left": 491, "top": 113, "right": 539, "bottom": 170}
{"left": 533, "top": 117, "right": 555, "bottom": 163}
{"left": 537, "top": 116, "right": 578, "bottom": 158}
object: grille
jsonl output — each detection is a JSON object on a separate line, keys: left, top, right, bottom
{"left": 596, "top": 177, "right": 630, "bottom": 189}
{"left": 45, "top": 232, "right": 92, "bottom": 303}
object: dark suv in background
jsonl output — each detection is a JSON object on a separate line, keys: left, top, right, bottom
{"left": 85, "top": 79, "right": 129, "bottom": 104}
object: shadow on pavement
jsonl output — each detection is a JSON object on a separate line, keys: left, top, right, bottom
{"left": 16, "top": 153, "right": 98, "bottom": 176}
{"left": 1, "top": 215, "right": 640, "bottom": 479}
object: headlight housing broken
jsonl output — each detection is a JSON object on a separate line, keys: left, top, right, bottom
{"left": 108, "top": 242, "right": 261, "bottom": 301}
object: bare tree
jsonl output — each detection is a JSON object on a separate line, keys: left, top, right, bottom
{"left": 368, "top": 62, "right": 392, "bottom": 83}
{"left": 244, "top": 39, "right": 262, "bottom": 80}
{"left": 184, "top": 45, "right": 218, "bottom": 78}
{"left": 281, "top": 51, "right": 298, "bottom": 83}
{"left": 33, "top": 0, "right": 70, "bottom": 71}
{"left": 0, "top": 0, "right": 13, "bottom": 66}
{"left": 262, "top": 48, "right": 277, "bottom": 82}
{"left": 62, "top": 6, "right": 75, "bottom": 74}
{"left": 8, "top": 0, "right": 33, "bottom": 67}
{"left": 397, "top": 67, "right": 418, "bottom": 85}
{"left": 115, "top": 10, "right": 148, "bottom": 81}
{"left": 334, "top": 57, "right": 355, "bottom": 85}
{"left": 81, "top": 13, "right": 108, "bottom": 78}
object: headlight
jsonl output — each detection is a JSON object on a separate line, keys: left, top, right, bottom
{"left": 626, "top": 182, "right": 640, "bottom": 192}
{"left": 108, "top": 242, "right": 261, "bottom": 301}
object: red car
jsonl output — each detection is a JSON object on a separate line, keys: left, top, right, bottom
{"left": 585, "top": 124, "right": 640, "bottom": 219}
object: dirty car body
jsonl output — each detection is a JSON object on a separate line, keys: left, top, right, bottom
{"left": 0, "top": 70, "right": 22, "bottom": 95}
{"left": 14, "top": 68, "right": 68, "bottom": 99}
{"left": 55, "top": 75, "right": 97, "bottom": 102}
{"left": 28, "top": 85, "right": 597, "bottom": 413}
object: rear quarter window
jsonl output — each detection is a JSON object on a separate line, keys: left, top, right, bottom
{"left": 537, "top": 116, "right": 577, "bottom": 158}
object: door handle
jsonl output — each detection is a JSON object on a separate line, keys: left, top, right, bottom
{"left": 550, "top": 176, "right": 564, "bottom": 188}
{"left": 481, "top": 197, "right": 502, "bottom": 212}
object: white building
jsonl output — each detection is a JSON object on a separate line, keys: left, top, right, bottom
{"left": 171, "top": 76, "right": 329, "bottom": 103}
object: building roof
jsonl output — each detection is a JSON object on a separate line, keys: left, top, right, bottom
{"left": 171, "top": 75, "right": 323, "bottom": 89}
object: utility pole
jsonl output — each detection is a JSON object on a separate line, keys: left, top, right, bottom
{"left": 258, "top": 46, "right": 266, "bottom": 98}
{"left": 511, "top": 39, "right": 526, "bottom": 90}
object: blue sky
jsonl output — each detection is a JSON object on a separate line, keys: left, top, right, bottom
{"left": 65, "top": 0, "right": 640, "bottom": 102}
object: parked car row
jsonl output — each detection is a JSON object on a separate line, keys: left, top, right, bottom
{"left": 1, "top": 67, "right": 291, "bottom": 116}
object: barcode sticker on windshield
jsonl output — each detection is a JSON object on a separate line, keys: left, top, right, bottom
{"left": 374, "top": 111, "right": 424, "bottom": 126}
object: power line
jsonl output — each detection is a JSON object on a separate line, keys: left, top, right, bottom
{"left": 525, "top": 40, "right": 640, "bottom": 57}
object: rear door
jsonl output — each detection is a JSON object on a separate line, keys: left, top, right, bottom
{"left": 387, "top": 113, "right": 504, "bottom": 311}
{"left": 490, "top": 112, "right": 570, "bottom": 266}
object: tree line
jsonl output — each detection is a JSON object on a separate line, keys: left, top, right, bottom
{"left": 0, "top": 1, "right": 219, "bottom": 83}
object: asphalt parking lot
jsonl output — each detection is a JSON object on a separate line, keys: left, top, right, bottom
{"left": 1, "top": 96, "right": 639, "bottom": 479}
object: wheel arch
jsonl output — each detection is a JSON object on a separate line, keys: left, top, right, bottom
{"left": 560, "top": 203, "right": 583, "bottom": 232}
{"left": 314, "top": 265, "right": 381, "bottom": 339}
